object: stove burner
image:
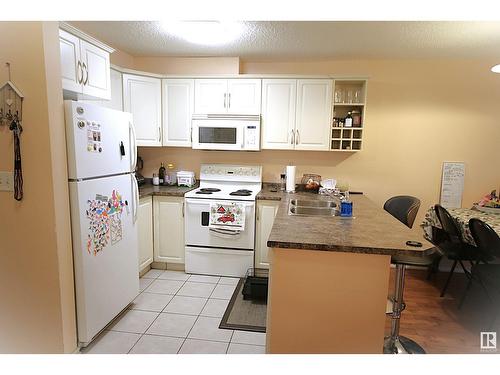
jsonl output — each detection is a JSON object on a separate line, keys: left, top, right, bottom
{"left": 229, "top": 189, "right": 253, "bottom": 196}
{"left": 196, "top": 188, "right": 221, "bottom": 195}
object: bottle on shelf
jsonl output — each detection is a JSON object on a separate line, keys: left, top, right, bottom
{"left": 352, "top": 110, "right": 361, "bottom": 127}
{"left": 158, "top": 163, "right": 166, "bottom": 185}
{"left": 344, "top": 112, "right": 353, "bottom": 128}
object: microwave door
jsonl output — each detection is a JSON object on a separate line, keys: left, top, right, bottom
{"left": 192, "top": 121, "right": 243, "bottom": 150}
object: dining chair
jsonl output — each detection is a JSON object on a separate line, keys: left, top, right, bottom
{"left": 383, "top": 195, "right": 421, "bottom": 228}
{"left": 459, "top": 218, "right": 500, "bottom": 315}
{"left": 434, "top": 204, "right": 483, "bottom": 298}
{"left": 383, "top": 195, "right": 441, "bottom": 353}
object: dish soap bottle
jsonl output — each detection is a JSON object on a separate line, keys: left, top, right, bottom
{"left": 158, "top": 163, "right": 166, "bottom": 185}
{"left": 340, "top": 191, "right": 353, "bottom": 217}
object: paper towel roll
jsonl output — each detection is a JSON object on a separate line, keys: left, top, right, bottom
{"left": 286, "top": 166, "right": 296, "bottom": 192}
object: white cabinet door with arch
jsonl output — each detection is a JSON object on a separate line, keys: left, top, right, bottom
{"left": 226, "top": 79, "right": 261, "bottom": 115}
{"left": 162, "top": 79, "right": 194, "bottom": 147}
{"left": 153, "top": 197, "right": 185, "bottom": 264}
{"left": 255, "top": 200, "right": 280, "bottom": 269}
{"left": 295, "top": 79, "right": 332, "bottom": 151}
{"left": 123, "top": 74, "right": 162, "bottom": 147}
{"left": 194, "top": 79, "right": 227, "bottom": 114}
{"left": 138, "top": 196, "right": 154, "bottom": 272}
{"left": 261, "top": 79, "right": 296, "bottom": 150}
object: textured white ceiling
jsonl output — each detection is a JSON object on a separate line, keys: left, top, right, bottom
{"left": 70, "top": 21, "right": 500, "bottom": 60}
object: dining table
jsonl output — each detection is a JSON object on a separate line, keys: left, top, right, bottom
{"left": 421, "top": 206, "right": 500, "bottom": 245}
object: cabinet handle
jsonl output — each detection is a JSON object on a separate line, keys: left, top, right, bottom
{"left": 228, "top": 93, "right": 231, "bottom": 108}
{"left": 77, "top": 61, "right": 83, "bottom": 84}
{"left": 223, "top": 93, "right": 227, "bottom": 108}
{"left": 296, "top": 129, "right": 300, "bottom": 145}
{"left": 82, "top": 62, "right": 89, "bottom": 85}
{"left": 290, "top": 130, "right": 295, "bottom": 145}
{"left": 158, "top": 126, "right": 161, "bottom": 142}
{"left": 182, "top": 202, "right": 185, "bottom": 217}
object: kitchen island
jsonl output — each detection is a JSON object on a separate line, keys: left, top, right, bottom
{"left": 264, "top": 189, "right": 434, "bottom": 354}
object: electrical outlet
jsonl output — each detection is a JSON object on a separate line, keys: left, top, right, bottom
{"left": 0, "top": 171, "right": 14, "bottom": 192}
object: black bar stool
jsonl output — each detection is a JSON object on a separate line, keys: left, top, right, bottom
{"left": 383, "top": 195, "right": 440, "bottom": 354}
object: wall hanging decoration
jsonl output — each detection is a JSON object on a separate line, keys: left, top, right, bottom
{"left": 1, "top": 62, "right": 24, "bottom": 201}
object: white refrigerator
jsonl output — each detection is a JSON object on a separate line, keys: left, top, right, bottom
{"left": 64, "top": 100, "right": 139, "bottom": 347}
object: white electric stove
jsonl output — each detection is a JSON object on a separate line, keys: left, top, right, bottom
{"left": 184, "top": 164, "right": 262, "bottom": 277}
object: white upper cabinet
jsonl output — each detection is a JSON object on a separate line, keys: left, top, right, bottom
{"left": 295, "top": 79, "right": 333, "bottom": 151}
{"left": 261, "top": 79, "right": 296, "bottom": 150}
{"left": 59, "top": 30, "right": 82, "bottom": 94}
{"left": 59, "top": 28, "right": 111, "bottom": 100}
{"left": 194, "top": 79, "right": 227, "bottom": 114}
{"left": 79, "top": 40, "right": 111, "bottom": 100}
{"left": 226, "top": 79, "right": 261, "bottom": 114}
{"left": 162, "top": 79, "right": 194, "bottom": 147}
{"left": 194, "top": 79, "right": 261, "bottom": 115}
{"left": 123, "top": 74, "right": 162, "bottom": 147}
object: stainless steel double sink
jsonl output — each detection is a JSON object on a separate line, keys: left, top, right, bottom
{"left": 288, "top": 199, "right": 340, "bottom": 217}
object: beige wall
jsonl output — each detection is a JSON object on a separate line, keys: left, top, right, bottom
{"left": 133, "top": 56, "right": 240, "bottom": 75}
{"left": 139, "top": 58, "right": 500, "bottom": 226}
{"left": 0, "top": 22, "right": 76, "bottom": 353}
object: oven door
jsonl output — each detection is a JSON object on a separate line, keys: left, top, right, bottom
{"left": 185, "top": 198, "right": 255, "bottom": 250}
{"left": 192, "top": 119, "right": 243, "bottom": 151}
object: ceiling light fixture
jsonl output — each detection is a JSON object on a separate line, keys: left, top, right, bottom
{"left": 160, "top": 21, "right": 244, "bottom": 46}
{"left": 491, "top": 64, "right": 500, "bottom": 73}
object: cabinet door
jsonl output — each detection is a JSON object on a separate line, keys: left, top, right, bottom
{"left": 138, "top": 196, "right": 154, "bottom": 272}
{"left": 261, "top": 79, "right": 296, "bottom": 150}
{"left": 123, "top": 74, "right": 162, "bottom": 147}
{"left": 59, "top": 29, "right": 82, "bottom": 94}
{"left": 162, "top": 79, "right": 194, "bottom": 147}
{"left": 80, "top": 40, "right": 111, "bottom": 100}
{"left": 153, "top": 197, "right": 185, "bottom": 264}
{"left": 227, "top": 79, "right": 261, "bottom": 114}
{"left": 255, "top": 201, "right": 280, "bottom": 269}
{"left": 295, "top": 79, "right": 332, "bottom": 151}
{"left": 194, "top": 79, "right": 227, "bottom": 114}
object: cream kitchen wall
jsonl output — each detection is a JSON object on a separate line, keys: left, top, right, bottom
{"left": 0, "top": 22, "right": 76, "bottom": 353}
{"left": 138, "top": 58, "right": 500, "bottom": 227}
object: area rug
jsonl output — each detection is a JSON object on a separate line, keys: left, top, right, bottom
{"left": 219, "top": 278, "right": 267, "bottom": 333}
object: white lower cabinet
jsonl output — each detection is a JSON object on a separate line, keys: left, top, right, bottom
{"left": 153, "top": 196, "right": 185, "bottom": 264}
{"left": 255, "top": 200, "right": 281, "bottom": 269}
{"left": 138, "top": 196, "right": 154, "bottom": 272}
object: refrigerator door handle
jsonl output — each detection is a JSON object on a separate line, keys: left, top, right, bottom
{"left": 129, "top": 121, "right": 137, "bottom": 172}
{"left": 131, "top": 173, "right": 139, "bottom": 224}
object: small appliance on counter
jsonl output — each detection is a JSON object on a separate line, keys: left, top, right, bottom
{"left": 135, "top": 156, "right": 145, "bottom": 186}
{"left": 177, "top": 170, "right": 196, "bottom": 187}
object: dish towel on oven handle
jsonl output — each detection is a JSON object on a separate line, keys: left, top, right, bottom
{"left": 209, "top": 202, "right": 246, "bottom": 231}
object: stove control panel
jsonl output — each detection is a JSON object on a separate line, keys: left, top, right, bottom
{"left": 200, "top": 164, "right": 262, "bottom": 182}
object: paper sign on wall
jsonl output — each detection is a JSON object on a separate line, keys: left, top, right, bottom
{"left": 440, "top": 162, "right": 465, "bottom": 209}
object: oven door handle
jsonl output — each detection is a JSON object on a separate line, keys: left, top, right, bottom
{"left": 209, "top": 228, "right": 242, "bottom": 236}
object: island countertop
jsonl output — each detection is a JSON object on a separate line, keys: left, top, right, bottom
{"left": 266, "top": 190, "right": 435, "bottom": 257}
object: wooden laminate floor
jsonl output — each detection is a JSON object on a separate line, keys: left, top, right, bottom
{"left": 385, "top": 268, "right": 500, "bottom": 354}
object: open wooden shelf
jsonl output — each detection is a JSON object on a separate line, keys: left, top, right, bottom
{"left": 331, "top": 79, "right": 367, "bottom": 152}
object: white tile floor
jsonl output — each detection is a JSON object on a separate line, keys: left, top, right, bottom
{"left": 82, "top": 270, "right": 266, "bottom": 354}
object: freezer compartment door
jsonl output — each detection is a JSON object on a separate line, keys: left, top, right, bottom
{"left": 65, "top": 100, "right": 137, "bottom": 180}
{"left": 185, "top": 246, "right": 254, "bottom": 277}
{"left": 69, "top": 173, "right": 139, "bottom": 345}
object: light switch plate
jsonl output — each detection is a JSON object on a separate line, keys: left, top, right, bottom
{"left": 0, "top": 171, "right": 14, "bottom": 192}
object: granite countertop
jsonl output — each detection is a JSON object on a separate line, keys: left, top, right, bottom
{"left": 139, "top": 181, "right": 199, "bottom": 199}
{"left": 266, "top": 191, "right": 435, "bottom": 257}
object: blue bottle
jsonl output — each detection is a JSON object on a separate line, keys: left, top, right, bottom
{"left": 340, "top": 192, "right": 353, "bottom": 217}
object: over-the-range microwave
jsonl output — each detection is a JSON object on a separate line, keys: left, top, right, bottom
{"left": 191, "top": 114, "right": 261, "bottom": 151}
